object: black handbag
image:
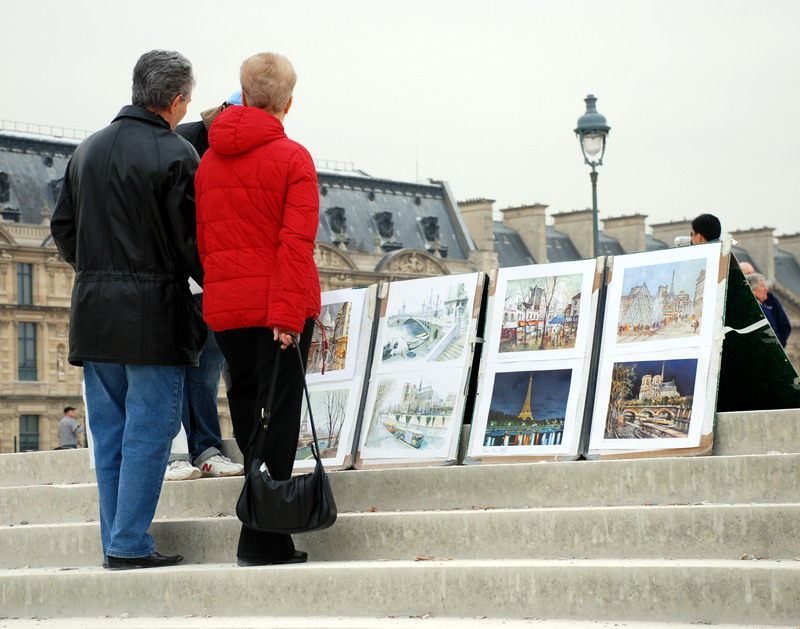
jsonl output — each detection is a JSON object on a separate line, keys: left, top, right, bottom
{"left": 235, "top": 341, "right": 337, "bottom": 534}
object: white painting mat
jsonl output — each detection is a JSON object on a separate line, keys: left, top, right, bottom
{"left": 306, "top": 287, "right": 368, "bottom": 385}
{"left": 603, "top": 242, "right": 722, "bottom": 354}
{"left": 588, "top": 347, "right": 711, "bottom": 451}
{"left": 373, "top": 273, "right": 481, "bottom": 374}
{"left": 486, "top": 259, "right": 598, "bottom": 363}
{"left": 357, "top": 365, "right": 468, "bottom": 464}
{"left": 295, "top": 379, "right": 362, "bottom": 470}
{"left": 467, "top": 358, "right": 587, "bottom": 458}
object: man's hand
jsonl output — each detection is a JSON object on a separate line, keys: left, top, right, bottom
{"left": 273, "top": 327, "right": 296, "bottom": 350}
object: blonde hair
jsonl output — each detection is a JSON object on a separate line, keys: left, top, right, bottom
{"left": 240, "top": 52, "right": 297, "bottom": 115}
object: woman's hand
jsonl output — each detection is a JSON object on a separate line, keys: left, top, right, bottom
{"left": 273, "top": 327, "right": 297, "bottom": 350}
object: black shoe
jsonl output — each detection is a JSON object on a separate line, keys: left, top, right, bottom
{"left": 106, "top": 552, "right": 184, "bottom": 570}
{"left": 237, "top": 550, "right": 307, "bottom": 566}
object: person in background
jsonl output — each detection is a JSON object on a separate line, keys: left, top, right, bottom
{"left": 196, "top": 52, "right": 321, "bottom": 566}
{"left": 57, "top": 406, "right": 83, "bottom": 449}
{"left": 741, "top": 262, "right": 791, "bottom": 347}
{"left": 690, "top": 213, "right": 722, "bottom": 244}
{"left": 51, "top": 50, "right": 204, "bottom": 570}
{"left": 163, "top": 91, "right": 247, "bottom": 482}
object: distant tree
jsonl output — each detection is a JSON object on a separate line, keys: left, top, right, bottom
{"left": 539, "top": 276, "right": 563, "bottom": 350}
{"left": 321, "top": 389, "right": 347, "bottom": 450}
{"left": 606, "top": 364, "right": 636, "bottom": 437}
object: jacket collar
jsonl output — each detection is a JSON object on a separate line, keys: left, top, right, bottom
{"left": 112, "top": 105, "right": 171, "bottom": 129}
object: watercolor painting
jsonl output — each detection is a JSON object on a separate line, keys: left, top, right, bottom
{"left": 296, "top": 386, "right": 351, "bottom": 461}
{"left": 499, "top": 274, "right": 584, "bottom": 353}
{"left": 604, "top": 358, "right": 698, "bottom": 440}
{"left": 307, "top": 300, "right": 355, "bottom": 375}
{"left": 363, "top": 370, "right": 461, "bottom": 454}
{"left": 379, "top": 275, "right": 478, "bottom": 367}
{"left": 616, "top": 259, "right": 707, "bottom": 343}
{"left": 481, "top": 368, "right": 572, "bottom": 447}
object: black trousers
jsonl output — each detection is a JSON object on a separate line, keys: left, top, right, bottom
{"left": 215, "top": 319, "right": 314, "bottom": 561}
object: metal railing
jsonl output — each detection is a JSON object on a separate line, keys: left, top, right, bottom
{"left": 0, "top": 120, "right": 91, "bottom": 140}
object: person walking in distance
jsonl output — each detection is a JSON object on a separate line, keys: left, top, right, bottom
{"left": 57, "top": 406, "right": 83, "bottom": 449}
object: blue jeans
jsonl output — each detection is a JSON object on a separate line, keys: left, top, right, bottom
{"left": 172, "top": 297, "right": 225, "bottom": 466}
{"left": 84, "top": 362, "right": 184, "bottom": 559}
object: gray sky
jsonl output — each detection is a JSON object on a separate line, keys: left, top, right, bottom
{"left": 4, "top": 0, "right": 799, "bottom": 236}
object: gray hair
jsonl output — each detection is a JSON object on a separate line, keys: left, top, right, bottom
{"left": 745, "top": 273, "right": 765, "bottom": 289}
{"left": 131, "top": 50, "right": 194, "bottom": 111}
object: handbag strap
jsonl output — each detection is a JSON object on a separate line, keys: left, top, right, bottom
{"left": 245, "top": 335, "right": 323, "bottom": 465}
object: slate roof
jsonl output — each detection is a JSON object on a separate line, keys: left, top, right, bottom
{"left": 316, "top": 170, "right": 472, "bottom": 259}
{"left": 646, "top": 235, "right": 668, "bottom": 251}
{"left": 0, "top": 132, "right": 79, "bottom": 224}
{"left": 775, "top": 247, "right": 800, "bottom": 297}
{"left": 598, "top": 232, "right": 625, "bottom": 257}
{"left": 546, "top": 226, "right": 583, "bottom": 262}
{"left": 493, "top": 221, "right": 536, "bottom": 267}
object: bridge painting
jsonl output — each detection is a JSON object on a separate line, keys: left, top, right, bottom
{"left": 605, "top": 358, "right": 697, "bottom": 440}
{"left": 379, "top": 275, "right": 477, "bottom": 366}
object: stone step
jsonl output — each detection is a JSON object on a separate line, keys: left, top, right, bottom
{"left": 2, "top": 409, "right": 798, "bottom": 489}
{"left": 712, "top": 408, "right": 800, "bottom": 455}
{"left": 3, "top": 502, "right": 799, "bottom": 569}
{"left": 3, "top": 452, "right": 800, "bottom": 527}
{"left": 0, "top": 619, "right": 792, "bottom": 629}
{"left": 2, "top": 559, "right": 798, "bottom": 624}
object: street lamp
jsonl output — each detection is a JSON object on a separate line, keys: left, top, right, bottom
{"left": 574, "top": 94, "right": 610, "bottom": 258}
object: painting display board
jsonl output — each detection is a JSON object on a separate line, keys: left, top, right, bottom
{"left": 465, "top": 259, "right": 602, "bottom": 463}
{"left": 355, "top": 273, "right": 485, "bottom": 468}
{"left": 717, "top": 256, "right": 800, "bottom": 412}
{"left": 587, "top": 241, "right": 729, "bottom": 458}
{"left": 296, "top": 286, "right": 375, "bottom": 471}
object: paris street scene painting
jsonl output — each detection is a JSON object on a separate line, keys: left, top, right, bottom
{"left": 616, "top": 258, "right": 707, "bottom": 343}
{"left": 364, "top": 369, "right": 460, "bottom": 454}
{"left": 604, "top": 358, "right": 698, "bottom": 440}
{"left": 499, "top": 273, "right": 584, "bottom": 353}
{"left": 296, "top": 386, "right": 353, "bottom": 461}
{"left": 379, "top": 274, "right": 478, "bottom": 368}
{"left": 480, "top": 368, "right": 572, "bottom": 447}
{"left": 307, "top": 299, "right": 356, "bottom": 376}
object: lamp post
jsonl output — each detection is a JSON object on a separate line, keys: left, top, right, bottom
{"left": 574, "top": 94, "right": 610, "bottom": 258}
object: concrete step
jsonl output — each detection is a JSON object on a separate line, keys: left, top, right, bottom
{"left": 3, "top": 452, "right": 800, "bottom": 527}
{"left": 3, "top": 502, "right": 799, "bottom": 569}
{"left": 713, "top": 408, "right": 800, "bottom": 455}
{"left": 2, "top": 559, "right": 798, "bottom": 624}
{"left": 0, "top": 619, "right": 793, "bottom": 629}
{"left": 2, "top": 409, "right": 798, "bottom": 489}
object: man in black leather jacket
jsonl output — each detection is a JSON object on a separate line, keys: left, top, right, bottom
{"left": 51, "top": 50, "right": 205, "bottom": 571}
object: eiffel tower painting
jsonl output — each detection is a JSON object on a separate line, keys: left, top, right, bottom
{"left": 517, "top": 374, "right": 535, "bottom": 421}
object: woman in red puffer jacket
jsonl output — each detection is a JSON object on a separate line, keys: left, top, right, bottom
{"left": 195, "top": 52, "right": 320, "bottom": 567}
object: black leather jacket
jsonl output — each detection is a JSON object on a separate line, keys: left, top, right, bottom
{"left": 51, "top": 105, "right": 206, "bottom": 366}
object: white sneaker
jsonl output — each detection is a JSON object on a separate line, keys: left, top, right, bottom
{"left": 164, "top": 460, "right": 202, "bottom": 481}
{"left": 198, "top": 454, "right": 244, "bottom": 477}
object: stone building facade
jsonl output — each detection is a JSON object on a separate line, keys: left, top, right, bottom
{"left": 0, "top": 131, "right": 497, "bottom": 453}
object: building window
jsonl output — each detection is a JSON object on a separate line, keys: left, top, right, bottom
{"left": 19, "top": 414, "right": 39, "bottom": 451}
{"left": 18, "top": 322, "right": 37, "bottom": 381}
{"left": 17, "top": 263, "right": 33, "bottom": 305}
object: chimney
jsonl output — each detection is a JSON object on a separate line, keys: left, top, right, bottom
{"left": 500, "top": 203, "right": 548, "bottom": 263}
{"left": 458, "top": 198, "right": 495, "bottom": 251}
{"left": 731, "top": 227, "right": 775, "bottom": 281}
{"left": 602, "top": 214, "right": 647, "bottom": 254}
{"left": 777, "top": 233, "right": 800, "bottom": 262}
{"left": 650, "top": 219, "right": 693, "bottom": 249}
{"left": 552, "top": 209, "right": 594, "bottom": 259}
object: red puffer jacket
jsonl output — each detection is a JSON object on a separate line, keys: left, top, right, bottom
{"left": 196, "top": 106, "right": 321, "bottom": 334}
